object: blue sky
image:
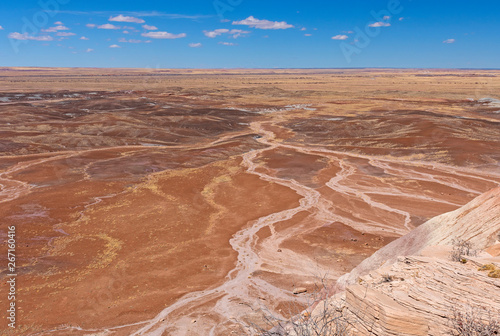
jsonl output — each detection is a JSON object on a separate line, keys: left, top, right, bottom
{"left": 0, "top": 0, "right": 499, "bottom": 68}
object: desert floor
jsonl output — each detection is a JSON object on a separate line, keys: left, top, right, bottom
{"left": 0, "top": 68, "right": 499, "bottom": 335}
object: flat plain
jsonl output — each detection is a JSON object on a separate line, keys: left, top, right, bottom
{"left": 0, "top": 68, "right": 499, "bottom": 335}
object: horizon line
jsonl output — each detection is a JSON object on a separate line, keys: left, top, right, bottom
{"left": 2, "top": 66, "right": 500, "bottom": 71}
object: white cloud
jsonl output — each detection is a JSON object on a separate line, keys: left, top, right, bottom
{"left": 109, "top": 15, "right": 145, "bottom": 23}
{"left": 332, "top": 34, "right": 349, "bottom": 40}
{"left": 86, "top": 48, "right": 94, "bottom": 52}
{"left": 219, "top": 42, "right": 236, "bottom": 46}
{"left": 86, "top": 23, "right": 96, "bottom": 28}
{"left": 56, "top": 10, "right": 209, "bottom": 20}
{"left": 301, "top": 27, "right": 306, "bottom": 31}
{"left": 109, "top": 44, "right": 121, "bottom": 48}
{"left": 189, "top": 42, "right": 202, "bottom": 48}
{"left": 98, "top": 23, "right": 121, "bottom": 30}
{"left": 383, "top": 16, "right": 391, "bottom": 20}
{"left": 204, "top": 29, "right": 228, "bottom": 38}
{"left": 56, "top": 32, "right": 76, "bottom": 36}
{"left": 8, "top": 32, "right": 53, "bottom": 41}
{"left": 141, "top": 31, "right": 186, "bottom": 39}
{"left": 42, "top": 25, "right": 69, "bottom": 32}
{"left": 0, "top": 26, "right": 3, "bottom": 30}
{"left": 80, "top": 36, "right": 89, "bottom": 40}
{"left": 142, "top": 24, "right": 158, "bottom": 30}
{"left": 54, "top": 21, "right": 63, "bottom": 25}
{"left": 227, "top": 30, "right": 249, "bottom": 38}
{"left": 443, "top": 39, "right": 456, "bottom": 44}
{"left": 123, "top": 30, "right": 130, "bottom": 34}
{"left": 118, "top": 38, "right": 143, "bottom": 43}
{"left": 204, "top": 29, "right": 249, "bottom": 38}
{"left": 399, "top": 17, "right": 405, "bottom": 21}
{"left": 233, "top": 16, "right": 293, "bottom": 30}
{"left": 304, "top": 34, "right": 312, "bottom": 37}
{"left": 368, "top": 22, "right": 391, "bottom": 27}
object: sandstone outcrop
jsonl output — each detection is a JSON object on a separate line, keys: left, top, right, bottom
{"left": 338, "top": 186, "right": 500, "bottom": 288}
{"left": 339, "top": 252, "right": 500, "bottom": 335}
{"left": 314, "top": 186, "right": 500, "bottom": 335}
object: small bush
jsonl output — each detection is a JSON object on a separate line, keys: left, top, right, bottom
{"left": 489, "top": 270, "right": 500, "bottom": 278}
{"left": 381, "top": 274, "right": 395, "bottom": 283}
{"left": 448, "top": 304, "right": 500, "bottom": 336}
{"left": 243, "top": 278, "right": 358, "bottom": 336}
{"left": 478, "top": 264, "right": 500, "bottom": 278}
{"left": 478, "top": 264, "right": 497, "bottom": 272}
{"left": 244, "top": 302, "right": 355, "bottom": 336}
{"left": 450, "top": 239, "right": 477, "bottom": 262}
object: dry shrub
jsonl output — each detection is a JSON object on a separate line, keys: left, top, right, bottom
{"left": 243, "top": 278, "right": 358, "bottom": 336}
{"left": 448, "top": 304, "right": 500, "bottom": 336}
{"left": 450, "top": 239, "right": 478, "bottom": 262}
{"left": 245, "top": 301, "right": 354, "bottom": 336}
{"left": 478, "top": 264, "right": 500, "bottom": 278}
{"left": 478, "top": 264, "right": 497, "bottom": 272}
{"left": 488, "top": 269, "right": 500, "bottom": 278}
{"left": 380, "top": 274, "right": 395, "bottom": 283}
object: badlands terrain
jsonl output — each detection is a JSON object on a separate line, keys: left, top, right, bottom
{"left": 0, "top": 68, "right": 499, "bottom": 335}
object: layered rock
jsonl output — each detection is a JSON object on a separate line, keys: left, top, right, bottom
{"left": 306, "top": 186, "right": 500, "bottom": 335}
{"left": 338, "top": 186, "right": 500, "bottom": 288}
{"left": 341, "top": 252, "right": 500, "bottom": 335}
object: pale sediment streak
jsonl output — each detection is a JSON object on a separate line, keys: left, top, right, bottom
{"left": 129, "top": 122, "right": 330, "bottom": 335}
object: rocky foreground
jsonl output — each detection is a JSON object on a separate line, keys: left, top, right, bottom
{"left": 305, "top": 187, "right": 500, "bottom": 335}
